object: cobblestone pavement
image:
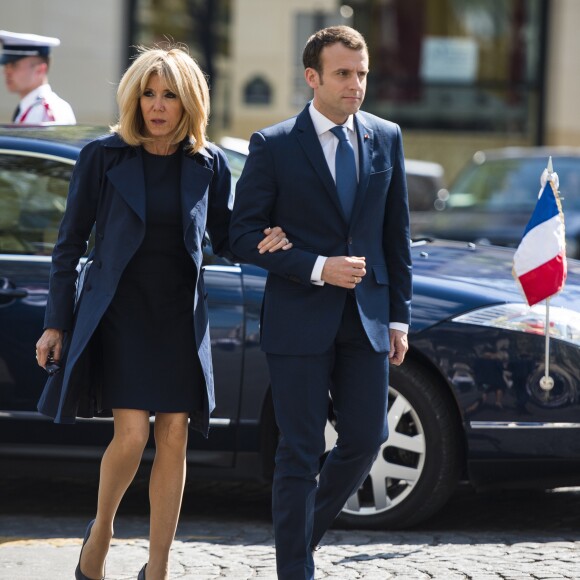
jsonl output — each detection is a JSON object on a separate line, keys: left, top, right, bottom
{"left": 0, "top": 479, "right": 579, "bottom": 579}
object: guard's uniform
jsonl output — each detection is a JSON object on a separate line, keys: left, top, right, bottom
{"left": 0, "top": 30, "right": 76, "bottom": 125}
{"left": 13, "top": 84, "right": 76, "bottom": 125}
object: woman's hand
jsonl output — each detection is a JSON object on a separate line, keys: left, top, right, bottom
{"left": 258, "top": 226, "right": 293, "bottom": 254}
{"left": 35, "top": 329, "right": 64, "bottom": 369}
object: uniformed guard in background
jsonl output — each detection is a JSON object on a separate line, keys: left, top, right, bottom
{"left": 0, "top": 30, "right": 76, "bottom": 125}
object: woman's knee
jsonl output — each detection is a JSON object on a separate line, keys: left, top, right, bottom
{"left": 112, "top": 409, "right": 150, "bottom": 452}
{"left": 154, "top": 413, "right": 189, "bottom": 452}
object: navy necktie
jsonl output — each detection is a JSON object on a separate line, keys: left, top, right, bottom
{"left": 12, "top": 105, "right": 20, "bottom": 123}
{"left": 330, "top": 125, "right": 357, "bottom": 220}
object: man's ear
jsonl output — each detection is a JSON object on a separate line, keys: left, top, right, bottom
{"left": 304, "top": 67, "right": 320, "bottom": 89}
{"left": 36, "top": 61, "right": 49, "bottom": 77}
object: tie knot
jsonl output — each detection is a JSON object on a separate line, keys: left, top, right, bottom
{"left": 330, "top": 125, "right": 349, "bottom": 142}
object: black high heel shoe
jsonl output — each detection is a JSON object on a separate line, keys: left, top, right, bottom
{"left": 75, "top": 519, "right": 105, "bottom": 580}
{"left": 137, "top": 563, "right": 147, "bottom": 580}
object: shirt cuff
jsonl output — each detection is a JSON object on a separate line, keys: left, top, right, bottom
{"left": 311, "top": 256, "right": 327, "bottom": 286}
{"left": 389, "top": 322, "right": 409, "bottom": 333}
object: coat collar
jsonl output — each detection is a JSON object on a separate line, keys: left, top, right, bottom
{"left": 105, "top": 136, "right": 214, "bottom": 225}
{"left": 103, "top": 132, "right": 212, "bottom": 159}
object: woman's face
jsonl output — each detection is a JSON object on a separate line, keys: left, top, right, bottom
{"left": 139, "top": 73, "right": 184, "bottom": 144}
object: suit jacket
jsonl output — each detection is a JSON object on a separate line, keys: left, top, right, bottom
{"left": 37, "top": 133, "right": 233, "bottom": 436}
{"left": 230, "top": 104, "right": 412, "bottom": 355}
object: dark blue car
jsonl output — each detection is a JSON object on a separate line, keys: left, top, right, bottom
{"left": 1, "top": 125, "right": 580, "bottom": 529}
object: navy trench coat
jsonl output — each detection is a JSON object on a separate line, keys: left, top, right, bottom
{"left": 37, "top": 133, "right": 233, "bottom": 436}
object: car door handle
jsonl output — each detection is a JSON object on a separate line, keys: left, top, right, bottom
{"left": 0, "top": 278, "right": 29, "bottom": 298}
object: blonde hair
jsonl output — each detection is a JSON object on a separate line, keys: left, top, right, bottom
{"left": 111, "top": 45, "right": 210, "bottom": 153}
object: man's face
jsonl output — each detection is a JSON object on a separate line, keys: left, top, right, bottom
{"left": 3, "top": 57, "right": 45, "bottom": 97}
{"left": 305, "top": 43, "right": 368, "bottom": 125}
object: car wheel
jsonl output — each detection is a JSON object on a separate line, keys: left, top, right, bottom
{"left": 325, "top": 363, "right": 463, "bottom": 529}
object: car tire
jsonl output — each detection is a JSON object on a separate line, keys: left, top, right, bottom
{"left": 327, "top": 362, "right": 463, "bottom": 529}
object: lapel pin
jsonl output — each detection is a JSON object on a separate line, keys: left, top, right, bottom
{"left": 364, "top": 134, "right": 369, "bottom": 140}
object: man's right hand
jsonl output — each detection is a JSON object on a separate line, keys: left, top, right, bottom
{"left": 321, "top": 256, "right": 366, "bottom": 289}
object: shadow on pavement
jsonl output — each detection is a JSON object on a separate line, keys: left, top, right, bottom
{"left": 1, "top": 475, "right": 579, "bottom": 535}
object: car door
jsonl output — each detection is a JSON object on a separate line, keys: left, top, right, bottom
{"left": 197, "top": 249, "right": 244, "bottom": 463}
{"left": 0, "top": 147, "right": 74, "bottom": 411}
{"left": 0, "top": 146, "right": 112, "bottom": 454}
{"left": 0, "top": 144, "right": 118, "bottom": 459}
{"left": 0, "top": 142, "right": 247, "bottom": 469}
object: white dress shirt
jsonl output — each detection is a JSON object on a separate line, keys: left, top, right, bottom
{"left": 307, "top": 102, "right": 408, "bottom": 334}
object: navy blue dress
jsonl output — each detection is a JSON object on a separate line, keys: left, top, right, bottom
{"left": 100, "top": 147, "right": 203, "bottom": 413}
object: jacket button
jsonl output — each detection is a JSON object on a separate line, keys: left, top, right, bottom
{"left": 97, "top": 260, "right": 102, "bottom": 268}
{"left": 347, "top": 237, "right": 353, "bottom": 245}
{"left": 85, "top": 284, "right": 92, "bottom": 291}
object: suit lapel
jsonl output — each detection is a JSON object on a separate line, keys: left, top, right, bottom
{"left": 294, "top": 107, "right": 347, "bottom": 222}
{"left": 106, "top": 149, "right": 146, "bottom": 223}
{"left": 350, "top": 114, "right": 373, "bottom": 226}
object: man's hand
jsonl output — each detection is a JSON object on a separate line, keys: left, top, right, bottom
{"left": 321, "top": 256, "right": 366, "bottom": 289}
{"left": 258, "top": 226, "right": 293, "bottom": 254}
{"left": 389, "top": 329, "right": 408, "bottom": 366}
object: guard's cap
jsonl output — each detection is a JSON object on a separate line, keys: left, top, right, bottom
{"left": 0, "top": 30, "right": 60, "bottom": 64}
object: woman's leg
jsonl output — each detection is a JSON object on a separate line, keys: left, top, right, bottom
{"left": 145, "top": 412, "right": 189, "bottom": 580}
{"left": 79, "top": 409, "right": 150, "bottom": 579}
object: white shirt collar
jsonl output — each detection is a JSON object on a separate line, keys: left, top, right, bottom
{"left": 19, "top": 84, "right": 51, "bottom": 111}
{"left": 308, "top": 102, "right": 355, "bottom": 136}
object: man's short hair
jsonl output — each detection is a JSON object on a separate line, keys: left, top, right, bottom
{"left": 302, "top": 26, "right": 368, "bottom": 75}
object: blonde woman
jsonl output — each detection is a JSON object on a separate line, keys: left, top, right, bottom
{"left": 35, "top": 45, "right": 290, "bottom": 580}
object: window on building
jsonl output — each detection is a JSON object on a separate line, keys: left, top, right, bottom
{"left": 351, "top": 0, "right": 546, "bottom": 138}
{"left": 131, "top": 0, "right": 231, "bottom": 66}
{"left": 292, "top": 12, "right": 348, "bottom": 107}
{"left": 130, "top": 0, "right": 233, "bottom": 131}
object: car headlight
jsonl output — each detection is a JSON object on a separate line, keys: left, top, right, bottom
{"left": 452, "top": 303, "right": 580, "bottom": 347}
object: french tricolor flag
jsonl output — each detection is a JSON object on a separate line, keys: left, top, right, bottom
{"left": 513, "top": 159, "right": 567, "bottom": 306}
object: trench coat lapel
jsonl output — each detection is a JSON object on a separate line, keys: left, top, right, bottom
{"left": 180, "top": 148, "right": 214, "bottom": 244}
{"left": 106, "top": 149, "right": 146, "bottom": 223}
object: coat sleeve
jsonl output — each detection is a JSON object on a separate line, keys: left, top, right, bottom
{"left": 229, "top": 131, "right": 318, "bottom": 285}
{"left": 206, "top": 146, "right": 235, "bottom": 261}
{"left": 382, "top": 124, "right": 412, "bottom": 326}
{"left": 44, "top": 141, "right": 102, "bottom": 330}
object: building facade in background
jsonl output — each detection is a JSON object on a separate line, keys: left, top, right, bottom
{"left": 1, "top": 0, "right": 578, "bottom": 180}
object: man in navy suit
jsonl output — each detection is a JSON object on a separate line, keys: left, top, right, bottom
{"left": 230, "top": 26, "right": 412, "bottom": 579}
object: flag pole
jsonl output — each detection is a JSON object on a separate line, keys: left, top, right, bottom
{"left": 539, "top": 296, "right": 554, "bottom": 394}
{"left": 513, "top": 155, "right": 566, "bottom": 397}
{"left": 539, "top": 156, "right": 555, "bottom": 396}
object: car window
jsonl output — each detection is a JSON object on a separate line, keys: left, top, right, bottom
{"left": 407, "top": 173, "right": 443, "bottom": 211}
{"left": 0, "top": 152, "right": 74, "bottom": 255}
{"left": 447, "top": 156, "right": 580, "bottom": 212}
{"left": 222, "top": 147, "right": 246, "bottom": 210}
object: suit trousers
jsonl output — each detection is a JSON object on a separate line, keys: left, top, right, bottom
{"left": 267, "top": 293, "right": 390, "bottom": 580}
